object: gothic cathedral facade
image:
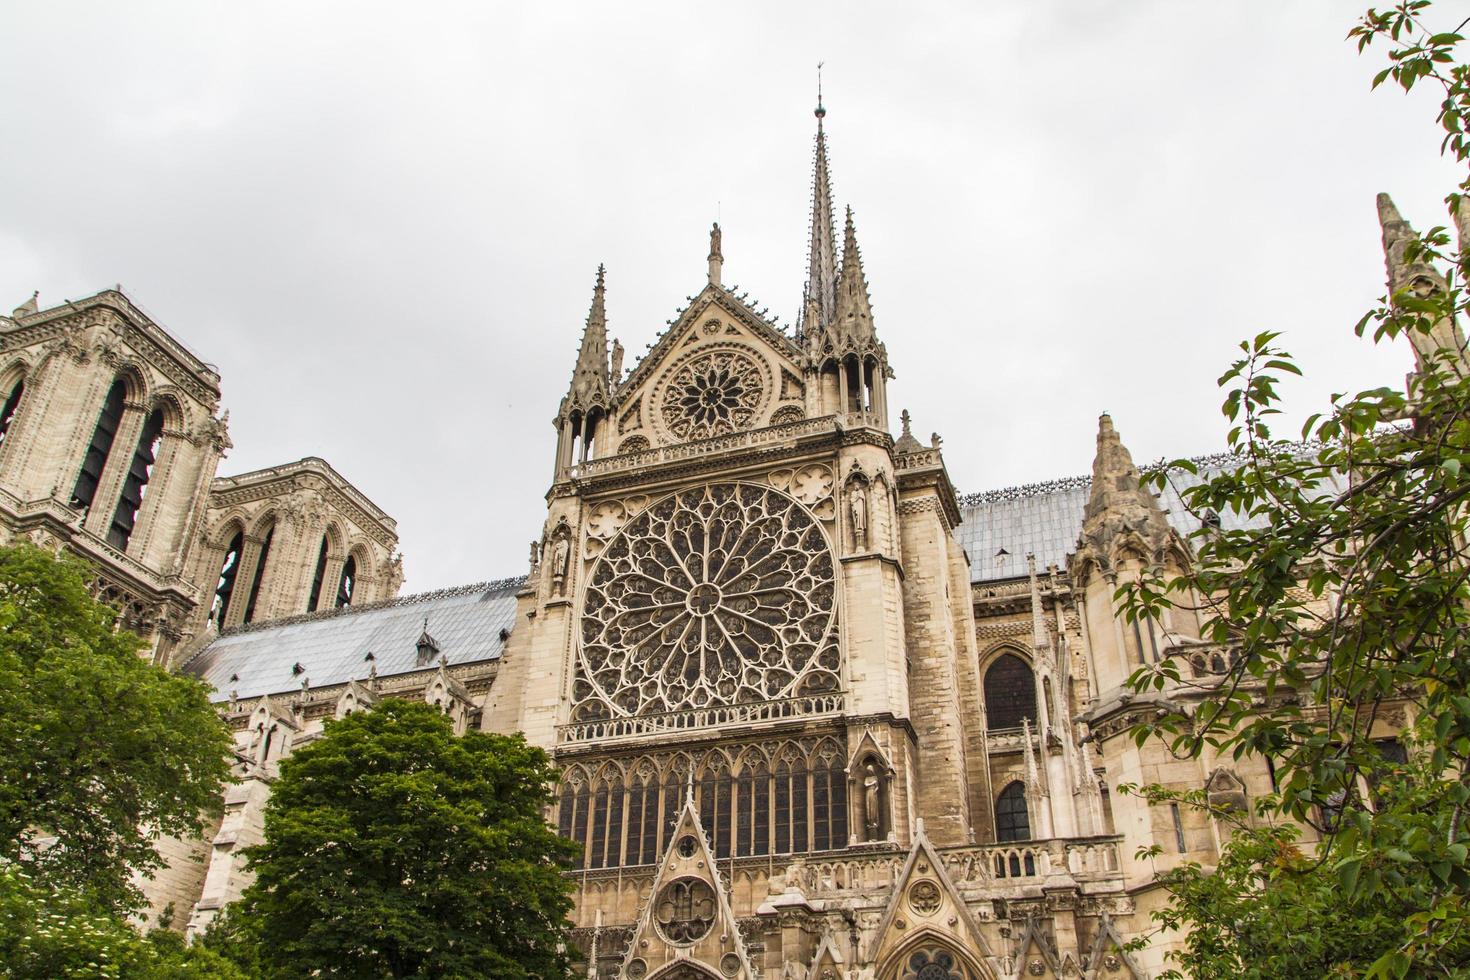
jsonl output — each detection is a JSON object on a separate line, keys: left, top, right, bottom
{"left": 6, "top": 103, "right": 1431, "bottom": 978}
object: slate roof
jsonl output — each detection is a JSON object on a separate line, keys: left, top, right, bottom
{"left": 954, "top": 452, "right": 1273, "bottom": 583}
{"left": 183, "top": 577, "right": 525, "bottom": 702}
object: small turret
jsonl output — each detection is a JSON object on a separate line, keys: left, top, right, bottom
{"left": 1377, "top": 192, "right": 1467, "bottom": 372}
{"left": 554, "top": 266, "right": 613, "bottom": 474}
{"left": 833, "top": 206, "right": 876, "bottom": 344}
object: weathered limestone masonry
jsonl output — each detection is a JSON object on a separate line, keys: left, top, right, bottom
{"left": 7, "top": 99, "right": 1442, "bottom": 977}
{"left": 0, "top": 289, "right": 403, "bottom": 667}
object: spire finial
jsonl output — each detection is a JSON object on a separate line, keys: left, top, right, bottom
{"left": 800, "top": 82, "right": 837, "bottom": 340}
{"left": 815, "top": 61, "right": 825, "bottom": 120}
{"left": 707, "top": 221, "right": 723, "bottom": 288}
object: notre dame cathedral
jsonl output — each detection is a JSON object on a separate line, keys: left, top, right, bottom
{"left": 0, "top": 101, "right": 1432, "bottom": 978}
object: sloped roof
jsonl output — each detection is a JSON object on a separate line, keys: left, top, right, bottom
{"left": 183, "top": 577, "right": 525, "bottom": 701}
{"left": 955, "top": 451, "right": 1275, "bottom": 583}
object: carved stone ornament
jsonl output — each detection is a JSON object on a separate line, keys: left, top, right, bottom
{"left": 653, "top": 877, "right": 716, "bottom": 945}
{"left": 658, "top": 347, "right": 767, "bottom": 440}
{"left": 902, "top": 948, "right": 965, "bottom": 980}
{"left": 907, "top": 879, "right": 942, "bottom": 916}
{"left": 1103, "top": 953, "right": 1122, "bottom": 972}
{"left": 720, "top": 952, "right": 742, "bottom": 976}
{"left": 574, "top": 483, "right": 839, "bottom": 719}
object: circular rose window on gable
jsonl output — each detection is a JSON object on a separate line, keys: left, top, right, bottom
{"left": 574, "top": 483, "right": 840, "bottom": 719}
{"left": 658, "top": 347, "right": 768, "bottom": 441}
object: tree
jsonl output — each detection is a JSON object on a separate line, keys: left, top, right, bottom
{"left": 226, "top": 699, "right": 576, "bottom": 979}
{"left": 0, "top": 864, "right": 247, "bottom": 980}
{"left": 0, "top": 541, "right": 234, "bottom": 914}
{"left": 1119, "top": 3, "right": 1470, "bottom": 976}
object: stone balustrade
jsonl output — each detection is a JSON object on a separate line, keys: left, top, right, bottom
{"left": 556, "top": 693, "right": 846, "bottom": 745}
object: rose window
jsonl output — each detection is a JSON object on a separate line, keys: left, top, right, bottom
{"left": 660, "top": 349, "right": 765, "bottom": 440}
{"left": 576, "top": 483, "right": 840, "bottom": 719}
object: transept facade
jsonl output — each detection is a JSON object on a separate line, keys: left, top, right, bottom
{"left": 1, "top": 102, "right": 1433, "bottom": 978}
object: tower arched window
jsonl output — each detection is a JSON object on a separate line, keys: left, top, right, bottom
{"left": 71, "top": 379, "right": 126, "bottom": 511}
{"left": 0, "top": 377, "right": 25, "bottom": 446}
{"left": 995, "top": 780, "right": 1031, "bottom": 842}
{"left": 107, "top": 407, "right": 164, "bottom": 551}
{"left": 983, "top": 653, "right": 1037, "bottom": 731}
{"left": 306, "top": 535, "right": 330, "bottom": 612}
{"left": 212, "top": 532, "right": 243, "bottom": 625}
{"left": 335, "top": 555, "right": 357, "bottom": 608}
{"left": 243, "top": 525, "right": 275, "bottom": 624}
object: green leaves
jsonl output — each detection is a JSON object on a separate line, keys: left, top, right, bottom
{"left": 226, "top": 700, "right": 576, "bottom": 979}
{"left": 0, "top": 543, "right": 233, "bottom": 914}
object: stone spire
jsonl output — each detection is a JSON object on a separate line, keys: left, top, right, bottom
{"left": 563, "top": 265, "right": 611, "bottom": 414}
{"left": 833, "top": 205, "right": 875, "bottom": 343}
{"left": 1076, "top": 414, "right": 1175, "bottom": 574}
{"left": 800, "top": 98, "right": 838, "bottom": 340}
{"left": 1377, "top": 192, "right": 1466, "bottom": 371}
{"left": 11, "top": 291, "right": 37, "bottom": 318}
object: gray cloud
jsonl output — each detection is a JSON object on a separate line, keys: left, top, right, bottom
{"left": 1, "top": 1, "right": 1458, "bottom": 590}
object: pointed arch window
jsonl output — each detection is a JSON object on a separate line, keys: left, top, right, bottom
{"left": 243, "top": 526, "right": 275, "bottom": 624}
{"left": 0, "top": 377, "right": 24, "bottom": 446}
{"left": 774, "top": 756, "right": 808, "bottom": 854}
{"left": 984, "top": 653, "right": 1037, "bottom": 731}
{"left": 212, "top": 532, "right": 243, "bottom": 625}
{"left": 306, "top": 535, "right": 330, "bottom": 612}
{"left": 995, "top": 780, "right": 1030, "bottom": 842}
{"left": 71, "top": 380, "right": 126, "bottom": 511}
{"left": 570, "top": 782, "right": 590, "bottom": 870}
{"left": 335, "top": 554, "right": 357, "bottom": 608}
{"left": 107, "top": 407, "right": 164, "bottom": 551}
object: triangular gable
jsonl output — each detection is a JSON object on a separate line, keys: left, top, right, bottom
{"left": 806, "top": 929, "right": 846, "bottom": 980}
{"left": 616, "top": 283, "right": 803, "bottom": 404}
{"left": 1012, "top": 917, "right": 1061, "bottom": 979}
{"left": 867, "top": 823, "right": 998, "bottom": 978}
{"left": 1083, "top": 914, "right": 1144, "bottom": 979}
{"left": 620, "top": 797, "right": 756, "bottom": 980}
{"left": 334, "top": 679, "right": 378, "bottom": 718}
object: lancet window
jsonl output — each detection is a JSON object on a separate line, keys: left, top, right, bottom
{"left": 71, "top": 379, "right": 126, "bottom": 511}
{"left": 242, "top": 524, "right": 274, "bottom": 624}
{"left": 336, "top": 555, "right": 357, "bottom": 607}
{"left": 212, "top": 532, "right": 243, "bottom": 625}
{"left": 107, "top": 407, "right": 164, "bottom": 551}
{"left": 995, "top": 780, "right": 1030, "bottom": 842}
{"left": 0, "top": 376, "right": 25, "bottom": 446}
{"left": 557, "top": 739, "right": 848, "bottom": 870}
{"left": 306, "top": 535, "right": 330, "bottom": 612}
{"left": 983, "top": 653, "right": 1037, "bottom": 732}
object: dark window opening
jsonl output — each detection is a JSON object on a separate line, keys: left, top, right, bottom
{"left": 306, "top": 536, "right": 329, "bottom": 612}
{"left": 996, "top": 781, "right": 1030, "bottom": 842}
{"left": 72, "top": 380, "right": 126, "bottom": 511}
{"left": 107, "top": 408, "right": 164, "bottom": 551}
{"left": 984, "top": 654, "right": 1037, "bottom": 731}
{"left": 336, "top": 555, "right": 357, "bottom": 608}
{"left": 1171, "top": 802, "right": 1187, "bottom": 852}
{"left": 0, "top": 378, "right": 24, "bottom": 445}
{"left": 212, "top": 533, "right": 243, "bottom": 625}
{"left": 243, "top": 527, "right": 274, "bottom": 624}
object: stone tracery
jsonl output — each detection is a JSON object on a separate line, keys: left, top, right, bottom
{"left": 658, "top": 348, "right": 767, "bottom": 440}
{"left": 576, "top": 483, "right": 840, "bottom": 720}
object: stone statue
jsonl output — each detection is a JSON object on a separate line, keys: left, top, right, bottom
{"left": 551, "top": 534, "right": 571, "bottom": 596}
{"left": 849, "top": 481, "right": 869, "bottom": 551}
{"left": 862, "top": 763, "right": 882, "bottom": 840}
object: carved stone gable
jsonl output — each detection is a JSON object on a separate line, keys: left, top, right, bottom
{"left": 621, "top": 799, "right": 756, "bottom": 980}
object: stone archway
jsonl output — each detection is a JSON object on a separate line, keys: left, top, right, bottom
{"left": 881, "top": 941, "right": 989, "bottom": 980}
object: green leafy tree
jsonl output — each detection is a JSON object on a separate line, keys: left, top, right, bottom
{"left": 227, "top": 698, "right": 576, "bottom": 979}
{"left": 1119, "top": 3, "right": 1470, "bottom": 976}
{"left": 0, "top": 541, "right": 234, "bottom": 913}
{"left": 0, "top": 865, "right": 247, "bottom": 980}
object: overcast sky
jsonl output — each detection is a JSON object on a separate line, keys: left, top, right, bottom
{"left": 0, "top": 3, "right": 1461, "bottom": 591}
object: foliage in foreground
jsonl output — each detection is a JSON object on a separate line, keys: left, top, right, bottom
{"left": 1120, "top": 4, "right": 1470, "bottom": 977}
{"left": 218, "top": 699, "right": 577, "bottom": 980}
{"left": 0, "top": 541, "right": 233, "bottom": 914}
{"left": 0, "top": 865, "right": 246, "bottom": 980}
